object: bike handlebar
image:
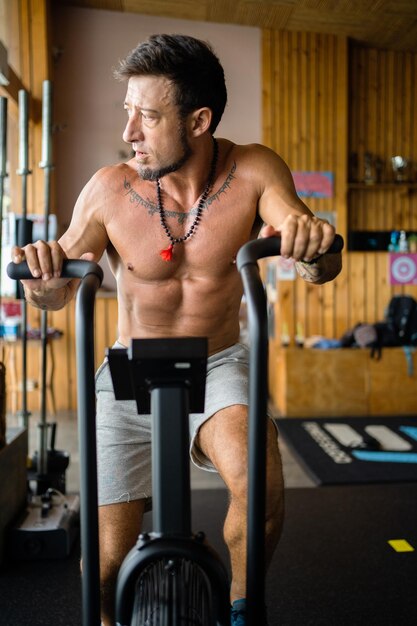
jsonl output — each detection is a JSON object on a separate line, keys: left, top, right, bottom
{"left": 7, "top": 259, "right": 104, "bottom": 282}
{"left": 236, "top": 233, "right": 344, "bottom": 270}
{"left": 6, "top": 233, "right": 344, "bottom": 286}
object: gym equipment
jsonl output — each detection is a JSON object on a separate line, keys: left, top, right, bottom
{"left": 8, "top": 260, "right": 104, "bottom": 615}
{"left": 29, "top": 80, "right": 70, "bottom": 496}
{"left": 16, "top": 89, "right": 32, "bottom": 429}
{"left": 8, "top": 490, "right": 80, "bottom": 560}
{"left": 107, "top": 337, "right": 230, "bottom": 626}
{"left": 236, "top": 234, "right": 344, "bottom": 626}
{"left": 7, "top": 233, "right": 343, "bottom": 624}
{"left": 37, "top": 79, "right": 56, "bottom": 489}
{"left": 7, "top": 84, "right": 78, "bottom": 560}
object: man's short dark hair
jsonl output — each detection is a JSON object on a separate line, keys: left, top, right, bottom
{"left": 114, "top": 34, "right": 227, "bottom": 134}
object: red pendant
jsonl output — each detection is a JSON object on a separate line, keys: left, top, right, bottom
{"left": 160, "top": 244, "right": 174, "bottom": 261}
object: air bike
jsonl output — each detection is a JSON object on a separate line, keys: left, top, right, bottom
{"left": 8, "top": 233, "right": 343, "bottom": 626}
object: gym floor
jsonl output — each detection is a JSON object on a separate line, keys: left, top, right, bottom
{"left": 4, "top": 410, "right": 417, "bottom": 625}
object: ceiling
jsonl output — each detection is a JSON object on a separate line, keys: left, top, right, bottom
{"left": 60, "top": 0, "right": 417, "bottom": 52}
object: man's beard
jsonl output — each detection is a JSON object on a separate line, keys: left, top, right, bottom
{"left": 139, "top": 125, "right": 192, "bottom": 181}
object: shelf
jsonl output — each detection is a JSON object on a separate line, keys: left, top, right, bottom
{"left": 348, "top": 182, "right": 417, "bottom": 191}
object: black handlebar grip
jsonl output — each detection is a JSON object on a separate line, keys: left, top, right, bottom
{"left": 236, "top": 233, "right": 344, "bottom": 271}
{"left": 7, "top": 259, "right": 104, "bottom": 284}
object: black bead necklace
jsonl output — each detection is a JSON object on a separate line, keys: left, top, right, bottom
{"left": 157, "top": 137, "right": 218, "bottom": 261}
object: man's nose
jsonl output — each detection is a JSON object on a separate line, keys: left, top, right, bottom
{"left": 123, "top": 116, "right": 144, "bottom": 144}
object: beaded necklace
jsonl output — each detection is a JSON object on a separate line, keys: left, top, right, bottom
{"left": 157, "top": 137, "right": 218, "bottom": 261}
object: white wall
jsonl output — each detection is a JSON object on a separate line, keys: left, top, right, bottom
{"left": 52, "top": 7, "right": 261, "bottom": 285}
{"left": 53, "top": 6, "right": 261, "bottom": 223}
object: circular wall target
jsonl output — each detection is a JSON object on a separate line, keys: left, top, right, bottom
{"left": 391, "top": 256, "right": 417, "bottom": 283}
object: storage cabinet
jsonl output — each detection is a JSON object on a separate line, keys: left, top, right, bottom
{"left": 269, "top": 346, "right": 417, "bottom": 417}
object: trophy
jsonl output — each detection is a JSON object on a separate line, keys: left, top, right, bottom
{"left": 363, "top": 151, "right": 375, "bottom": 184}
{"left": 391, "top": 156, "right": 409, "bottom": 183}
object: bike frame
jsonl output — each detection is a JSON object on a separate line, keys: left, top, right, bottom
{"left": 7, "top": 233, "right": 343, "bottom": 626}
{"left": 107, "top": 338, "right": 230, "bottom": 625}
{"left": 237, "top": 234, "right": 344, "bottom": 626}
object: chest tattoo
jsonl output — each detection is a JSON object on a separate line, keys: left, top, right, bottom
{"left": 122, "top": 161, "right": 237, "bottom": 226}
{"left": 207, "top": 161, "right": 236, "bottom": 207}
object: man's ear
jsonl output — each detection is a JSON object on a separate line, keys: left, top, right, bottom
{"left": 189, "top": 107, "right": 212, "bottom": 136}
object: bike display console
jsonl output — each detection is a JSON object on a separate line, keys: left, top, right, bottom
{"left": 107, "top": 337, "right": 208, "bottom": 414}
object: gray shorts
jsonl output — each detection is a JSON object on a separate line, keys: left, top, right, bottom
{"left": 95, "top": 342, "right": 251, "bottom": 506}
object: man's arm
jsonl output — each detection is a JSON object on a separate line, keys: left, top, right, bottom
{"left": 12, "top": 169, "right": 110, "bottom": 310}
{"left": 253, "top": 144, "right": 342, "bottom": 284}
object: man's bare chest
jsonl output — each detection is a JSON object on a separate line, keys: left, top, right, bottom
{"left": 106, "top": 172, "right": 259, "bottom": 278}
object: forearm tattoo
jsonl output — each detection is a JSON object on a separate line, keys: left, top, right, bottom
{"left": 294, "top": 260, "right": 324, "bottom": 283}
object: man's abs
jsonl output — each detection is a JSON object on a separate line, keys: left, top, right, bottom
{"left": 115, "top": 268, "right": 244, "bottom": 355}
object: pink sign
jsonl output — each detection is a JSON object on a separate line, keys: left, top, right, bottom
{"left": 389, "top": 253, "right": 417, "bottom": 285}
{"left": 292, "top": 171, "right": 333, "bottom": 198}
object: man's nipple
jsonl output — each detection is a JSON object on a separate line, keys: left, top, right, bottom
{"left": 127, "top": 263, "right": 134, "bottom": 271}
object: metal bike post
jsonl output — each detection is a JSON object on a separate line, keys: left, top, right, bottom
{"left": 16, "top": 89, "right": 32, "bottom": 429}
{"left": 76, "top": 271, "right": 103, "bottom": 626}
{"left": 38, "top": 80, "right": 54, "bottom": 480}
{"left": 237, "top": 234, "right": 344, "bottom": 626}
{"left": 240, "top": 259, "right": 269, "bottom": 626}
{"left": 151, "top": 385, "right": 192, "bottom": 536}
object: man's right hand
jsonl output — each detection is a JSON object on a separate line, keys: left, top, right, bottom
{"left": 11, "top": 240, "right": 71, "bottom": 294}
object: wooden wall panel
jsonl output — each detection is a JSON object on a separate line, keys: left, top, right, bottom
{"left": 348, "top": 45, "right": 417, "bottom": 231}
{"left": 2, "top": 1, "right": 60, "bottom": 417}
{"left": 1, "top": 0, "right": 52, "bottom": 216}
{"left": 347, "top": 35, "right": 417, "bottom": 319}
{"left": 6, "top": 26, "right": 417, "bottom": 412}
{"left": 263, "top": 30, "right": 417, "bottom": 355}
{"left": 262, "top": 30, "right": 348, "bottom": 342}
{"left": 5, "top": 294, "right": 119, "bottom": 414}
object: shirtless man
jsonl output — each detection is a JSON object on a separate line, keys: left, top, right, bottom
{"left": 13, "top": 34, "right": 341, "bottom": 626}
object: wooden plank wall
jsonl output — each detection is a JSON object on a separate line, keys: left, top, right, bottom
{"left": 2, "top": 0, "right": 57, "bottom": 415}
{"left": 347, "top": 44, "right": 417, "bottom": 323}
{"left": 263, "top": 30, "right": 417, "bottom": 348}
{"left": 262, "top": 30, "right": 349, "bottom": 343}
{"left": 0, "top": 0, "right": 52, "bottom": 216}
{"left": 5, "top": 294, "right": 119, "bottom": 413}
{"left": 6, "top": 28, "right": 417, "bottom": 413}
{"left": 348, "top": 44, "right": 417, "bottom": 231}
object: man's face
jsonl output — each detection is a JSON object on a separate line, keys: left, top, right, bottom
{"left": 122, "top": 75, "right": 192, "bottom": 180}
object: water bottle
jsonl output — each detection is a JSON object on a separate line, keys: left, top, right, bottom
{"left": 398, "top": 230, "right": 409, "bottom": 253}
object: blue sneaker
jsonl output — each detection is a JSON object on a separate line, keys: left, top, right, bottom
{"left": 231, "top": 599, "right": 247, "bottom": 626}
{"left": 230, "top": 599, "right": 268, "bottom": 625}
